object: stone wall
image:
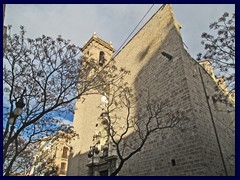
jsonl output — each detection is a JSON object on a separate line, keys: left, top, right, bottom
{"left": 68, "top": 4, "right": 234, "bottom": 176}
{"left": 113, "top": 4, "right": 234, "bottom": 176}
{"left": 113, "top": 4, "right": 201, "bottom": 176}
{"left": 180, "top": 49, "right": 235, "bottom": 175}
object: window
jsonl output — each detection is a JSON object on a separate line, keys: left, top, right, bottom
{"left": 62, "top": 147, "right": 68, "bottom": 158}
{"left": 99, "top": 51, "right": 105, "bottom": 66}
{"left": 60, "top": 162, "right": 66, "bottom": 175}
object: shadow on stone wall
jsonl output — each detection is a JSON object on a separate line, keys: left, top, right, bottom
{"left": 67, "top": 5, "right": 234, "bottom": 176}
{"left": 121, "top": 24, "right": 235, "bottom": 176}
{"left": 117, "top": 24, "right": 201, "bottom": 176}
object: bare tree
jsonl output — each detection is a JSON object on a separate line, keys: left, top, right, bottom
{"left": 90, "top": 82, "right": 188, "bottom": 176}
{"left": 197, "top": 12, "right": 235, "bottom": 93}
{"left": 3, "top": 133, "right": 35, "bottom": 176}
{"left": 3, "top": 26, "right": 128, "bottom": 176}
{"left": 30, "top": 131, "right": 75, "bottom": 176}
{"left": 30, "top": 147, "right": 58, "bottom": 176}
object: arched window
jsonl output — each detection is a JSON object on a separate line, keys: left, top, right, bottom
{"left": 99, "top": 51, "right": 105, "bottom": 66}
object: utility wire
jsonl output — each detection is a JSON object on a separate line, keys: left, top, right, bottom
{"left": 113, "top": 4, "right": 155, "bottom": 57}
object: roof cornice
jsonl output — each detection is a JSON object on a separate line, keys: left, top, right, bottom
{"left": 82, "top": 34, "right": 115, "bottom": 52}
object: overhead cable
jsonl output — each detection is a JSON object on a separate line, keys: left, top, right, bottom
{"left": 113, "top": 4, "right": 155, "bottom": 57}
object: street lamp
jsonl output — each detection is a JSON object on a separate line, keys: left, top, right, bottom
{"left": 8, "top": 88, "right": 26, "bottom": 125}
{"left": 88, "top": 145, "right": 100, "bottom": 176}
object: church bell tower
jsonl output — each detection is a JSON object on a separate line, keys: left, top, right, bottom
{"left": 67, "top": 33, "right": 115, "bottom": 176}
{"left": 81, "top": 32, "right": 115, "bottom": 66}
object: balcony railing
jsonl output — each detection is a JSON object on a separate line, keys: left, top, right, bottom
{"left": 59, "top": 169, "right": 66, "bottom": 175}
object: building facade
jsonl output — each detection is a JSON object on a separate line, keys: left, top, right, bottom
{"left": 30, "top": 133, "right": 71, "bottom": 176}
{"left": 67, "top": 4, "right": 235, "bottom": 176}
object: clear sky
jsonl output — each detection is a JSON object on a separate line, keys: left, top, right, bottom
{"left": 5, "top": 4, "right": 235, "bottom": 58}
{"left": 4, "top": 4, "right": 235, "bottom": 122}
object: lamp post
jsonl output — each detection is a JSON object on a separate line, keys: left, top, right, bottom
{"left": 8, "top": 88, "right": 26, "bottom": 126}
{"left": 3, "top": 88, "right": 27, "bottom": 175}
{"left": 88, "top": 145, "right": 100, "bottom": 176}
{"left": 6, "top": 88, "right": 26, "bottom": 143}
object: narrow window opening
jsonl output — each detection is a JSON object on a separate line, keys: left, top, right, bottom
{"left": 60, "top": 162, "right": 66, "bottom": 175}
{"left": 62, "top": 147, "right": 68, "bottom": 158}
{"left": 99, "top": 51, "right": 105, "bottom": 66}
{"left": 171, "top": 159, "right": 176, "bottom": 166}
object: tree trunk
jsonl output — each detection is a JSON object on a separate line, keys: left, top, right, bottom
{"left": 110, "top": 160, "right": 125, "bottom": 176}
{"left": 4, "top": 153, "right": 18, "bottom": 176}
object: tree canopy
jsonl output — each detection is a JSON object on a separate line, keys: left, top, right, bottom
{"left": 197, "top": 12, "right": 235, "bottom": 93}
{"left": 3, "top": 26, "right": 128, "bottom": 176}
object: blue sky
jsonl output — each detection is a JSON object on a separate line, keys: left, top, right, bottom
{"left": 3, "top": 4, "right": 235, "bottom": 122}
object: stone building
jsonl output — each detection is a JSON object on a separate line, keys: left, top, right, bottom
{"left": 30, "top": 132, "right": 71, "bottom": 176}
{"left": 67, "top": 4, "right": 235, "bottom": 176}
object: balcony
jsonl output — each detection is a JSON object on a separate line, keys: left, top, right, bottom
{"left": 59, "top": 169, "right": 66, "bottom": 175}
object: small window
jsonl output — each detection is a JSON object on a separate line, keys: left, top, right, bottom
{"left": 62, "top": 147, "right": 68, "bottom": 158}
{"left": 171, "top": 159, "right": 176, "bottom": 166}
{"left": 99, "top": 51, "right": 105, "bottom": 66}
{"left": 60, "top": 162, "right": 66, "bottom": 175}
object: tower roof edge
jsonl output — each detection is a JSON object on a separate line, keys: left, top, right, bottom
{"left": 81, "top": 34, "right": 115, "bottom": 53}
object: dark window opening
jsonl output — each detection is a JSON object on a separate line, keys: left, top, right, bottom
{"left": 171, "top": 159, "right": 176, "bottom": 166}
{"left": 99, "top": 51, "right": 105, "bottom": 66}
{"left": 60, "top": 162, "right": 66, "bottom": 175}
{"left": 62, "top": 147, "right": 68, "bottom": 158}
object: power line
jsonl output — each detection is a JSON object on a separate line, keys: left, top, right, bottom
{"left": 113, "top": 4, "right": 155, "bottom": 57}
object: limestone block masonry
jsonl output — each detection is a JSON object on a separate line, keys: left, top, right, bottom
{"left": 67, "top": 4, "right": 235, "bottom": 176}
